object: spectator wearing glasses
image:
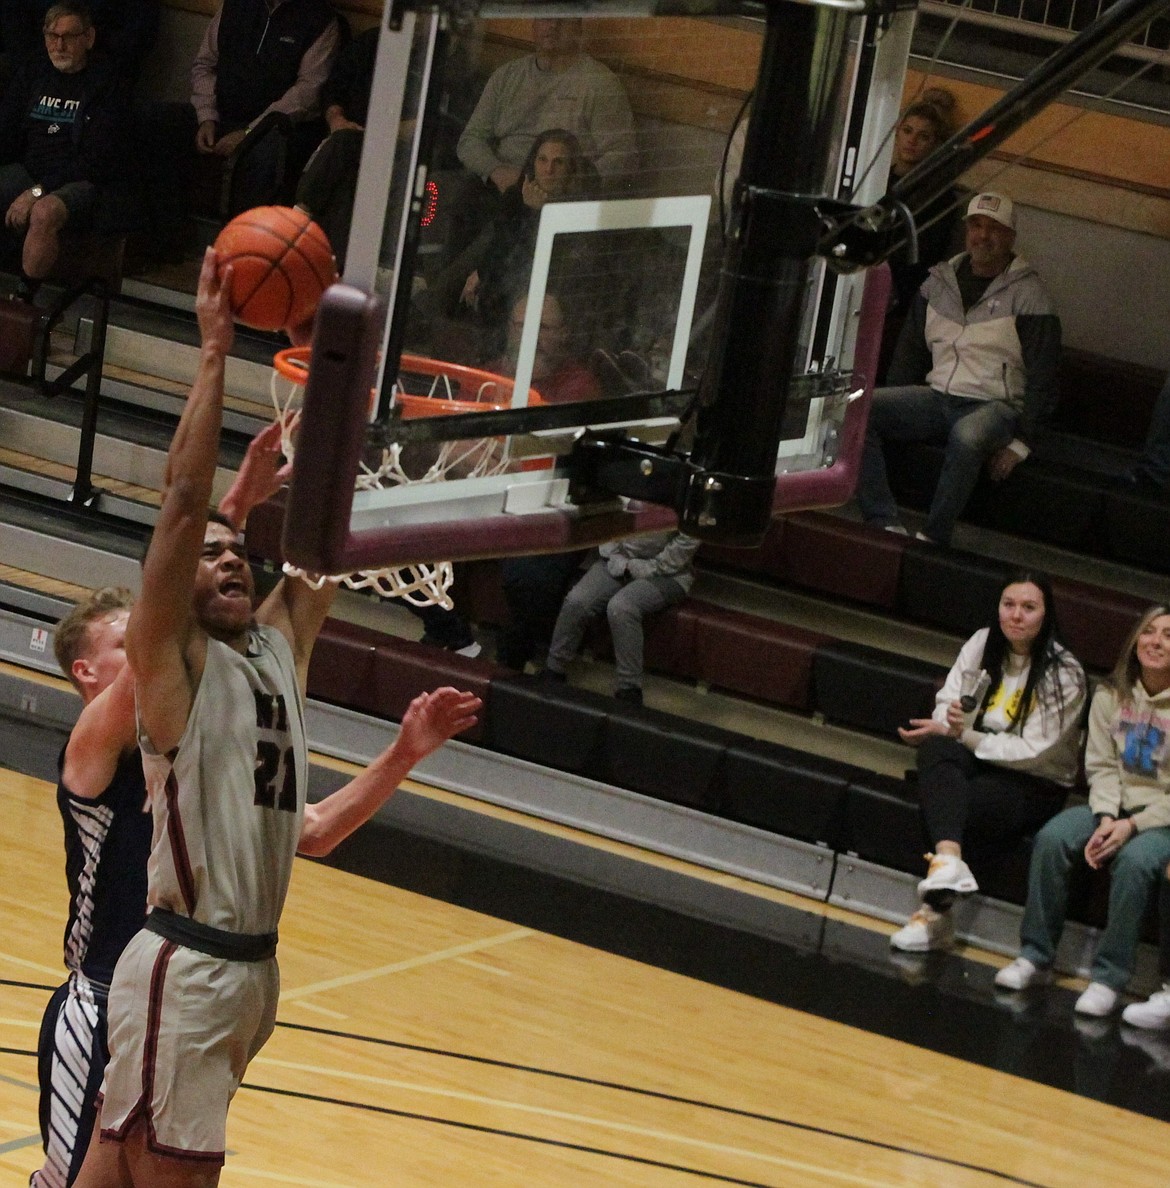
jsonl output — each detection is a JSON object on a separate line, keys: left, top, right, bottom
{"left": 0, "top": 1, "right": 133, "bottom": 298}
{"left": 1, "top": 1, "right": 159, "bottom": 84}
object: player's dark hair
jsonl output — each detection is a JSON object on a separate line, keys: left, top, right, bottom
{"left": 973, "top": 571, "right": 1078, "bottom": 733}
{"left": 139, "top": 509, "right": 242, "bottom": 565}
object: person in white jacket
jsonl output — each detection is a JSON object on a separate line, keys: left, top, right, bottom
{"left": 890, "top": 572, "right": 1086, "bottom": 952}
{"left": 996, "top": 605, "right": 1170, "bottom": 1016}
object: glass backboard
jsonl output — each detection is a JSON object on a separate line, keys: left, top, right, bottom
{"left": 283, "top": 2, "right": 911, "bottom": 575}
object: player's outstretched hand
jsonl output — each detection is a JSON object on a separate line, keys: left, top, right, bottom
{"left": 398, "top": 687, "right": 481, "bottom": 764}
{"left": 196, "top": 247, "right": 235, "bottom": 357}
{"left": 217, "top": 418, "right": 294, "bottom": 530}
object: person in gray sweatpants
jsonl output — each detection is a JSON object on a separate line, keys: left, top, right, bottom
{"left": 544, "top": 529, "right": 698, "bottom": 705}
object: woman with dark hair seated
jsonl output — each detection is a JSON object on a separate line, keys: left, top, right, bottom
{"left": 416, "top": 128, "right": 594, "bottom": 361}
{"left": 890, "top": 571, "right": 1086, "bottom": 952}
{"left": 997, "top": 606, "right": 1170, "bottom": 1016}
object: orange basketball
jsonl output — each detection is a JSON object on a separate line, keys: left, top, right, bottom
{"left": 213, "top": 206, "right": 337, "bottom": 332}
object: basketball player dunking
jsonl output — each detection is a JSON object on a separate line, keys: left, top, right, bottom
{"left": 72, "top": 248, "right": 481, "bottom": 1188}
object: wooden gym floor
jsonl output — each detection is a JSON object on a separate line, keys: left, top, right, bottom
{"left": 3, "top": 739, "right": 1170, "bottom": 1185}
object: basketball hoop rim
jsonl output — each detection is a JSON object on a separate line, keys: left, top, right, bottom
{"left": 272, "top": 347, "right": 545, "bottom": 413}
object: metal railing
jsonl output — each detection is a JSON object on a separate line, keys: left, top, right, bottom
{"left": 920, "top": 0, "right": 1170, "bottom": 66}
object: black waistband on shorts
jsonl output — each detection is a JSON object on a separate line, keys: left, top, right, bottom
{"left": 145, "top": 908, "right": 278, "bottom": 962}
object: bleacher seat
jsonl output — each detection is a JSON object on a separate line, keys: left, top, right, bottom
{"left": 718, "top": 738, "right": 850, "bottom": 848}
{"left": 308, "top": 619, "right": 383, "bottom": 714}
{"left": 812, "top": 641, "right": 943, "bottom": 736}
{"left": 839, "top": 770, "right": 924, "bottom": 876}
{"left": 487, "top": 675, "right": 610, "bottom": 774}
{"left": 897, "top": 546, "right": 1007, "bottom": 637}
{"left": 692, "top": 604, "right": 824, "bottom": 709}
{"left": 775, "top": 513, "right": 906, "bottom": 609}
{"left": 1102, "top": 488, "right": 1170, "bottom": 575}
{"left": 373, "top": 636, "right": 497, "bottom": 742}
{"left": 600, "top": 707, "right": 737, "bottom": 813}
{"left": 1050, "top": 576, "right": 1149, "bottom": 673}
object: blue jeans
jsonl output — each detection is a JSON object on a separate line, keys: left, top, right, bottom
{"left": 1019, "top": 805, "right": 1170, "bottom": 989}
{"left": 858, "top": 386, "right": 1019, "bottom": 545}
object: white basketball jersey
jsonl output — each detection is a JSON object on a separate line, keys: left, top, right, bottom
{"left": 139, "top": 626, "right": 306, "bottom": 935}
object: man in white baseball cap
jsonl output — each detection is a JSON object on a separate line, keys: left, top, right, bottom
{"left": 858, "top": 190, "right": 1060, "bottom": 545}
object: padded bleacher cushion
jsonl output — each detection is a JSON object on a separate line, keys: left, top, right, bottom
{"left": 697, "top": 517, "right": 786, "bottom": 576}
{"left": 977, "top": 466, "right": 1105, "bottom": 552}
{"left": 582, "top": 601, "right": 699, "bottom": 681}
{"left": 642, "top": 601, "right": 700, "bottom": 680}
{"left": 598, "top": 707, "right": 736, "bottom": 812}
{"left": 691, "top": 604, "right": 824, "bottom": 709}
{"left": 372, "top": 637, "right": 496, "bottom": 742}
{"left": 1103, "top": 489, "right": 1170, "bottom": 576}
{"left": 897, "top": 547, "right": 1009, "bottom": 636}
{"left": 1053, "top": 349, "right": 1161, "bottom": 449}
{"left": 717, "top": 738, "right": 849, "bottom": 848}
{"left": 1050, "top": 577, "right": 1148, "bottom": 673}
{"left": 812, "top": 641, "right": 943, "bottom": 736}
{"left": 840, "top": 770, "right": 924, "bottom": 874}
{"left": 308, "top": 619, "right": 383, "bottom": 714}
{"left": 486, "top": 676, "right": 610, "bottom": 774}
{"left": 773, "top": 513, "right": 906, "bottom": 609}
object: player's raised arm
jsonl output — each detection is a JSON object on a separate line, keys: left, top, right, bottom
{"left": 62, "top": 662, "right": 138, "bottom": 799}
{"left": 126, "top": 248, "right": 235, "bottom": 753}
{"left": 298, "top": 687, "right": 481, "bottom": 856}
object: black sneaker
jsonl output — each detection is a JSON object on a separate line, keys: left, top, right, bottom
{"left": 614, "top": 686, "right": 643, "bottom": 706}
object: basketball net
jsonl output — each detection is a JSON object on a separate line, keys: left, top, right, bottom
{"left": 269, "top": 348, "right": 517, "bottom": 608}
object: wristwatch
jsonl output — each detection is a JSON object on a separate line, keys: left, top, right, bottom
{"left": 29, "top": 185, "right": 43, "bottom": 200}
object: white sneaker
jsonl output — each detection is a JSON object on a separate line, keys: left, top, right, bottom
{"left": 882, "top": 523, "right": 908, "bottom": 535}
{"left": 889, "top": 906, "right": 955, "bottom": 952}
{"left": 1075, "top": 982, "right": 1120, "bottom": 1017}
{"left": 1122, "top": 985, "right": 1170, "bottom": 1030}
{"left": 917, "top": 853, "right": 979, "bottom": 901}
{"left": 995, "top": 956, "right": 1053, "bottom": 991}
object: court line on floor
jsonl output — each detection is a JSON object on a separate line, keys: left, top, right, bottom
{"left": 216, "top": 1167, "right": 359, "bottom": 1187}
{"left": 252, "top": 1054, "right": 1037, "bottom": 1187}
{"left": 243, "top": 1082, "right": 806, "bottom": 1188}
{"left": 273, "top": 1022, "right": 1046, "bottom": 1187}
{"left": 279, "top": 928, "right": 532, "bottom": 1002}
{"left": 0, "top": 953, "right": 61, "bottom": 980}
{"left": 0, "top": 1133, "right": 40, "bottom": 1154}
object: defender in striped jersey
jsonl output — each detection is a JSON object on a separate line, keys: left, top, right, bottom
{"left": 32, "top": 589, "right": 147, "bottom": 1188}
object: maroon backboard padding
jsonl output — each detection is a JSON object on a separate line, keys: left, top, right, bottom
{"left": 769, "top": 263, "right": 890, "bottom": 514}
{"left": 283, "top": 267, "right": 887, "bottom": 574}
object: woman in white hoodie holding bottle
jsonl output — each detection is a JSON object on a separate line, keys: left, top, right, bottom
{"left": 997, "top": 606, "right": 1170, "bottom": 1016}
{"left": 891, "top": 572, "right": 1086, "bottom": 953}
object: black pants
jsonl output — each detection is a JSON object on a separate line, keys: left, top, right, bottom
{"left": 916, "top": 735, "right": 1066, "bottom": 865}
